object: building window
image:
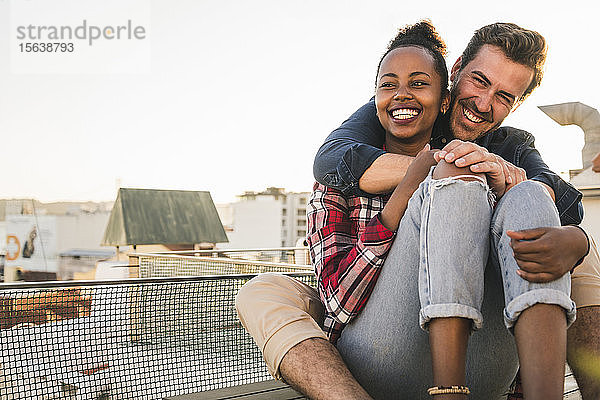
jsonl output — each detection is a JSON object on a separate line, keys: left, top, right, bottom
{"left": 282, "top": 208, "right": 287, "bottom": 216}
{"left": 299, "top": 197, "right": 307, "bottom": 204}
{"left": 297, "top": 220, "right": 306, "bottom": 226}
{"left": 297, "top": 230, "right": 306, "bottom": 237}
{"left": 297, "top": 209, "right": 305, "bottom": 216}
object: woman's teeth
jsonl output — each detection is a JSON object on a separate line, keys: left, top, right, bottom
{"left": 391, "top": 109, "right": 419, "bottom": 120}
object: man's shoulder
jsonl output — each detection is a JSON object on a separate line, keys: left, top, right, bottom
{"left": 478, "top": 126, "right": 535, "bottom": 148}
{"left": 494, "top": 126, "right": 535, "bottom": 144}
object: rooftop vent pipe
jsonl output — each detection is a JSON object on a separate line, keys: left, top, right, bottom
{"left": 538, "top": 102, "right": 600, "bottom": 169}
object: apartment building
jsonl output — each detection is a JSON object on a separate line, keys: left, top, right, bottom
{"left": 217, "top": 187, "right": 310, "bottom": 249}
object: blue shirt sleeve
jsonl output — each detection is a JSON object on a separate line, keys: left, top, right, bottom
{"left": 520, "top": 146, "right": 584, "bottom": 225}
{"left": 313, "top": 99, "right": 386, "bottom": 196}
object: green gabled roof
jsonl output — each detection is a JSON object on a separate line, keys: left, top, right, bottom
{"left": 101, "top": 188, "right": 228, "bottom": 246}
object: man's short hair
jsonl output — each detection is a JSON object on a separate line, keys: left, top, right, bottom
{"left": 459, "top": 22, "right": 547, "bottom": 102}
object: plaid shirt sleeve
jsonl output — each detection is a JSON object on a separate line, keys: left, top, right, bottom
{"left": 306, "top": 182, "right": 395, "bottom": 339}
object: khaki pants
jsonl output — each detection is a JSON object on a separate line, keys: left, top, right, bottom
{"left": 235, "top": 238, "right": 600, "bottom": 379}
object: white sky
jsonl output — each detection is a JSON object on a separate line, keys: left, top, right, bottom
{"left": 0, "top": 0, "right": 598, "bottom": 203}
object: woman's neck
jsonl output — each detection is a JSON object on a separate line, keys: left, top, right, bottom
{"left": 384, "top": 132, "right": 431, "bottom": 157}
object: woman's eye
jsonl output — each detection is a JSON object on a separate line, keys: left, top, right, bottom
{"left": 379, "top": 82, "right": 394, "bottom": 88}
{"left": 412, "top": 81, "right": 428, "bottom": 87}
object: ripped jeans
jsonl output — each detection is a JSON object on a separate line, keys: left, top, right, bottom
{"left": 336, "top": 173, "right": 576, "bottom": 400}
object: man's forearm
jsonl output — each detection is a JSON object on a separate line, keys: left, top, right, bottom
{"left": 358, "top": 153, "right": 414, "bottom": 194}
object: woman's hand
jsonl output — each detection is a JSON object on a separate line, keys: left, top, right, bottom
{"left": 379, "top": 144, "right": 438, "bottom": 231}
{"left": 403, "top": 144, "right": 438, "bottom": 192}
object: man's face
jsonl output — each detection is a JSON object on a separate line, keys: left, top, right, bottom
{"left": 448, "top": 45, "right": 534, "bottom": 141}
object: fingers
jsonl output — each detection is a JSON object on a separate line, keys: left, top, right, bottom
{"left": 469, "top": 161, "right": 501, "bottom": 174}
{"left": 438, "top": 141, "right": 486, "bottom": 164}
{"left": 416, "top": 143, "right": 430, "bottom": 156}
{"left": 454, "top": 149, "right": 494, "bottom": 168}
{"left": 440, "top": 139, "right": 465, "bottom": 154}
{"left": 436, "top": 140, "right": 475, "bottom": 162}
{"left": 512, "top": 250, "right": 547, "bottom": 263}
{"left": 506, "top": 228, "right": 547, "bottom": 241}
{"left": 516, "top": 269, "right": 556, "bottom": 283}
{"left": 503, "top": 164, "right": 526, "bottom": 191}
{"left": 501, "top": 160, "right": 512, "bottom": 185}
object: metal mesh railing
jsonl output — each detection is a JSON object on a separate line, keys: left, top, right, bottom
{"left": 136, "top": 253, "right": 312, "bottom": 278}
{"left": 0, "top": 273, "right": 316, "bottom": 400}
{"left": 141, "top": 247, "right": 311, "bottom": 265}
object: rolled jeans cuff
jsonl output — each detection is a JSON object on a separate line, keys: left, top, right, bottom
{"left": 503, "top": 288, "right": 577, "bottom": 330}
{"left": 420, "top": 303, "right": 484, "bottom": 332}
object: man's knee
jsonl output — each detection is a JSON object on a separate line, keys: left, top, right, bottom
{"left": 502, "top": 180, "right": 549, "bottom": 202}
{"left": 236, "top": 273, "right": 327, "bottom": 379}
{"left": 432, "top": 160, "right": 486, "bottom": 182}
{"left": 235, "top": 272, "right": 323, "bottom": 334}
{"left": 496, "top": 180, "right": 557, "bottom": 221}
{"left": 236, "top": 273, "right": 303, "bottom": 315}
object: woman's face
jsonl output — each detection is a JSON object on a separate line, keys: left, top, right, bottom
{"left": 375, "top": 46, "right": 448, "bottom": 143}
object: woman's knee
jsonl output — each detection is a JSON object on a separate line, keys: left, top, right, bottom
{"left": 432, "top": 160, "right": 486, "bottom": 182}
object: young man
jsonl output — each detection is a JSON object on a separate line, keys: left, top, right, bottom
{"left": 237, "top": 23, "right": 599, "bottom": 399}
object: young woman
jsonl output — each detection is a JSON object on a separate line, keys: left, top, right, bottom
{"left": 307, "top": 21, "right": 572, "bottom": 399}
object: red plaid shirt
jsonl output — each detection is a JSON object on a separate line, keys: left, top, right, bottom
{"left": 306, "top": 182, "right": 395, "bottom": 343}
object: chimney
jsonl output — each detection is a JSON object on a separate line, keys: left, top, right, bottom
{"left": 538, "top": 102, "right": 600, "bottom": 169}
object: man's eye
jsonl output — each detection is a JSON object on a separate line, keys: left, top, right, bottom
{"left": 498, "top": 94, "right": 514, "bottom": 106}
{"left": 379, "top": 82, "right": 395, "bottom": 88}
{"left": 412, "top": 81, "right": 428, "bottom": 87}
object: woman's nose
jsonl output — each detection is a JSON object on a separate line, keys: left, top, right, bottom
{"left": 393, "top": 86, "right": 413, "bottom": 100}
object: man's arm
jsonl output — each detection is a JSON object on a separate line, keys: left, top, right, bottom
{"left": 313, "top": 99, "right": 414, "bottom": 195}
{"left": 358, "top": 153, "right": 414, "bottom": 194}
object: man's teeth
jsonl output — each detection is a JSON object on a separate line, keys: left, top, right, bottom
{"left": 391, "top": 109, "right": 419, "bottom": 120}
{"left": 463, "top": 107, "right": 484, "bottom": 123}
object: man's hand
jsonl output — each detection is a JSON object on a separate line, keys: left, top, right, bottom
{"left": 434, "top": 139, "right": 515, "bottom": 197}
{"left": 507, "top": 226, "right": 589, "bottom": 283}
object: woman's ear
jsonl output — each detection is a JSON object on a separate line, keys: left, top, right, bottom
{"left": 440, "top": 90, "right": 451, "bottom": 114}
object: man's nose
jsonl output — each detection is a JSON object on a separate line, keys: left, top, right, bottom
{"left": 474, "top": 89, "right": 494, "bottom": 113}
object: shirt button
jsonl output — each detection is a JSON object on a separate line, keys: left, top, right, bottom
{"left": 441, "top": 138, "right": 447, "bottom": 144}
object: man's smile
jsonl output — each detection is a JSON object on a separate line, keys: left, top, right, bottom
{"left": 463, "top": 106, "right": 485, "bottom": 123}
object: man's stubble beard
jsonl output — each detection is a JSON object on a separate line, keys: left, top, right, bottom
{"left": 446, "top": 79, "right": 502, "bottom": 141}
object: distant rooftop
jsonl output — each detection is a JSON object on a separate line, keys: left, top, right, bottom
{"left": 101, "top": 188, "right": 228, "bottom": 246}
